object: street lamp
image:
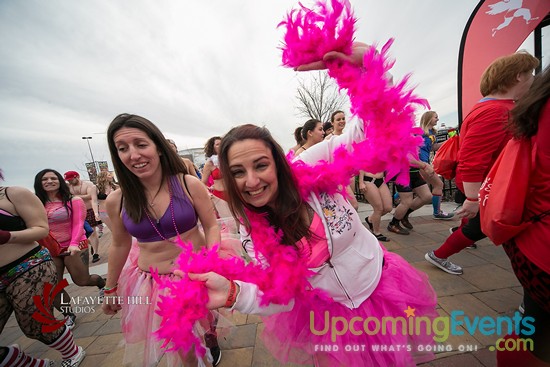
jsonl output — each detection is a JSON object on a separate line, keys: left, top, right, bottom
{"left": 82, "top": 136, "right": 99, "bottom": 175}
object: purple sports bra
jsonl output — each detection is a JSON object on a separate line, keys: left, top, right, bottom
{"left": 122, "top": 176, "right": 198, "bottom": 242}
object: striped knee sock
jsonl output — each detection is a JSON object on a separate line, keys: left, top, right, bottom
{"left": 0, "top": 345, "right": 51, "bottom": 367}
{"left": 47, "top": 326, "right": 78, "bottom": 359}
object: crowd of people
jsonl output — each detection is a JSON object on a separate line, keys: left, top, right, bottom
{"left": 1, "top": 47, "right": 549, "bottom": 367}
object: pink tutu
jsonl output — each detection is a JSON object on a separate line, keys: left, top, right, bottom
{"left": 261, "top": 249, "right": 438, "bottom": 366}
{"left": 118, "top": 243, "right": 212, "bottom": 367}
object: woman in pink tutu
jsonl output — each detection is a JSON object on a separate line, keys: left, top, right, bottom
{"left": 101, "top": 114, "right": 222, "bottom": 367}
{"left": 189, "top": 120, "right": 438, "bottom": 366}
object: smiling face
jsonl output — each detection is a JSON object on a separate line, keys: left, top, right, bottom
{"left": 332, "top": 112, "right": 346, "bottom": 133}
{"left": 41, "top": 171, "right": 60, "bottom": 193}
{"left": 113, "top": 127, "right": 162, "bottom": 180}
{"left": 227, "top": 139, "right": 279, "bottom": 209}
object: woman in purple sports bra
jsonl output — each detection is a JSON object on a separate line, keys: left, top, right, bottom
{"left": 101, "top": 114, "right": 222, "bottom": 367}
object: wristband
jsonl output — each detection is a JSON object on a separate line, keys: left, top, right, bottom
{"left": 104, "top": 287, "right": 117, "bottom": 295}
{"left": 104, "top": 284, "right": 118, "bottom": 293}
{"left": 465, "top": 197, "right": 478, "bottom": 202}
{"left": 0, "top": 230, "right": 11, "bottom": 245}
{"left": 224, "top": 280, "right": 237, "bottom": 308}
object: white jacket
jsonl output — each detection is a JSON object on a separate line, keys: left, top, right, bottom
{"left": 233, "top": 119, "right": 383, "bottom": 315}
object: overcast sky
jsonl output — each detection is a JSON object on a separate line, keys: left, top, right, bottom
{"left": 1, "top": 0, "right": 548, "bottom": 189}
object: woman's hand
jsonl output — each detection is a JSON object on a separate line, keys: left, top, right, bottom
{"left": 420, "top": 163, "right": 436, "bottom": 178}
{"left": 358, "top": 181, "right": 367, "bottom": 193}
{"left": 67, "top": 245, "right": 81, "bottom": 256}
{"left": 102, "top": 291, "right": 122, "bottom": 315}
{"left": 456, "top": 199, "right": 479, "bottom": 219}
{"left": 188, "top": 272, "right": 237, "bottom": 310}
{"left": 295, "top": 42, "right": 370, "bottom": 71}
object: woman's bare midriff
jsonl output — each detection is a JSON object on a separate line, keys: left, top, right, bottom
{"left": 136, "top": 226, "right": 206, "bottom": 274}
{"left": 211, "top": 179, "right": 224, "bottom": 192}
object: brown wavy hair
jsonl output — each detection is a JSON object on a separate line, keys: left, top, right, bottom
{"left": 204, "top": 136, "right": 222, "bottom": 158}
{"left": 106, "top": 114, "right": 188, "bottom": 222}
{"left": 219, "top": 124, "right": 310, "bottom": 246}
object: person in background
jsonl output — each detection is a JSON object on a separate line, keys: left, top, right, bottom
{"left": 64, "top": 171, "right": 101, "bottom": 263}
{"left": 201, "top": 136, "right": 226, "bottom": 201}
{"left": 324, "top": 110, "right": 346, "bottom": 140}
{"left": 322, "top": 121, "right": 334, "bottom": 137}
{"left": 101, "top": 114, "right": 222, "bottom": 367}
{"left": 294, "top": 119, "right": 324, "bottom": 155}
{"left": 418, "top": 111, "right": 455, "bottom": 220}
{"left": 496, "top": 66, "right": 550, "bottom": 366}
{"left": 167, "top": 139, "right": 200, "bottom": 179}
{"left": 386, "top": 163, "right": 436, "bottom": 235}
{"left": 425, "top": 51, "right": 539, "bottom": 275}
{"left": 324, "top": 111, "right": 360, "bottom": 211}
{"left": 358, "top": 171, "right": 391, "bottom": 241}
{"left": 96, "top": 171, "right": 119, "bottom": 233}
{"left": 35, "top": 169, "right": 106, "bottom": 330}
{"left": 289, "top": 126, "right": 305, "bottom": 154}
{"left": 0, "top": 169, "right": 86, "bottom": 367}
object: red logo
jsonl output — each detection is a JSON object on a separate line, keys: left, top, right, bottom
{"left": 32, "top": 279, "right": 69, "bottom": 333}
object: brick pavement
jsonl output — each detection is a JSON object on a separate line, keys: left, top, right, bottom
{"left": 0, "top": 202, "right": 522, "bottom": 366}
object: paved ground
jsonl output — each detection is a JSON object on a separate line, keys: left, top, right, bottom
{"left": 1, "top": 201, "right": 522, "bottom": 366}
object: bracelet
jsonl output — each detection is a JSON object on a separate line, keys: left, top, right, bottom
{"left": 465, "top": 197, "right": 478, "bottom": 202}
{"left": 224, "top": 280, "right": 237, "bottom": 308}
{"left": 104, "top": 284, "right": 118, "bottom": 294}
{"left": 104, "top": 287, "right": 118, "bottom": 295}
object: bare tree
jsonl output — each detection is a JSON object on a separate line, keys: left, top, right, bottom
{"left": 295, "top": 71, "right": 348, "bottom": 122}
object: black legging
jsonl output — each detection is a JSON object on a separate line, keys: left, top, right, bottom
{"left": 503, "top": 241, "right": 550, "bottom": 362}
{"left": 0, "top": 260, "right": 63, "bottom": 345}
{"left": 460, "top": 211, "right": 487, "bottom": 242}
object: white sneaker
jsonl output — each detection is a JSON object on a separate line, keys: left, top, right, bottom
{"left": 425, "top": 251, "right": 463, "bottom": 275}
{"left": 61, "top": 346, "right": 86, "bottom": 367}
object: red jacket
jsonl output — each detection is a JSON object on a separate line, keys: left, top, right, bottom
{"left": 516, "top": 101, "right": 550, "bottom": 274}
{"left": 456, "top": 99, "right": 513, "bottom": 191}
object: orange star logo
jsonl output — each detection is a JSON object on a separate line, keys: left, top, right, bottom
{"left": 404, "top": 306, "right": 416, "bottom": 318}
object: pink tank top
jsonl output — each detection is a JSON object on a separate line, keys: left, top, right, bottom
{"left": 296, "top": 212, "right": 330, "bottom": 267}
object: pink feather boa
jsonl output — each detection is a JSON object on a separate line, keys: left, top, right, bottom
{"left": 153, "top": 0, "right": 428, "bottom": 359}
{"left": 152, "top": 209, "right": 330, "bottom": 358}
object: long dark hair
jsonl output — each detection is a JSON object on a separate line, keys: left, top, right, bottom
{"left": 34, "top": 169, "right": 73, "bottom": 215}
{"left": 219, "top": 124, "right": 311, "bottom": 246}
{"left": 301, "top": 119, "right": 321, "bottom": 140}
{"left": 508, "top": 66, "right": 550, "bottom": 139}
{"left": 106, "top": 114, "right": 188, "bottom": 222}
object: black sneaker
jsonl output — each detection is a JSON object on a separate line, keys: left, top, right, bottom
{"left": 387, "top": 223, "right": 409, "bottom": 235}
{"left": 374, "top": 233, "right": 390, "bottom": 242}
{"left": 92, "top": 253, "right": 100, "bottom": 263}
{"left": 210, "top": 346, "right": 221, "bottom": 367}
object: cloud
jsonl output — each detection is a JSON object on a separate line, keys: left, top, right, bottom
{"left": 1, "top": 0, "right": 546, "bottom": 188}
